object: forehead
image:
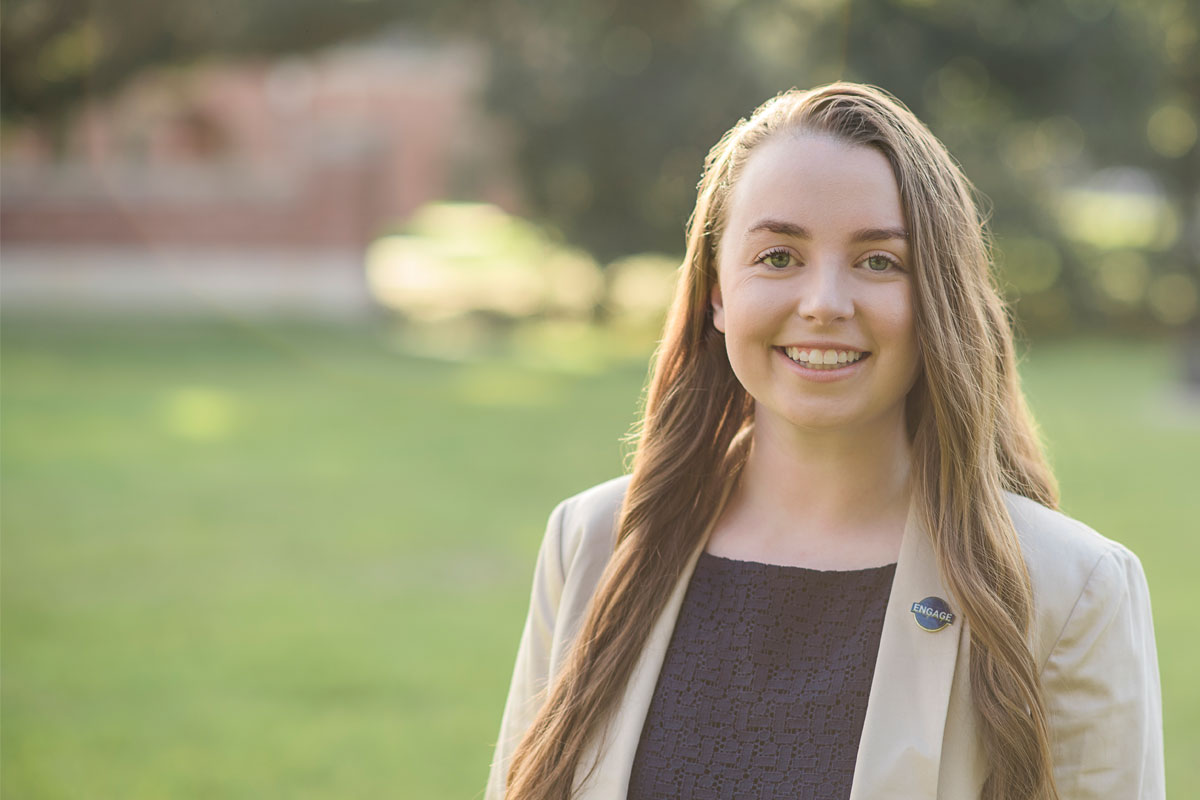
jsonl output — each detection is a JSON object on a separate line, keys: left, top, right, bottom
{"left": 721, "top": 134, "right": 905, "bottom": 245}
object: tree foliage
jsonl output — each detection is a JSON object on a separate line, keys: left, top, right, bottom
{"left": 478, "top": 0, "right": 1199, "bottom": 329}
{"left": 3, "top": 0, "right": 1196, "bottom": 330}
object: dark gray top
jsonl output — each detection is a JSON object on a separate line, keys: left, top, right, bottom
{"left": 626, "top": 550, "right": 897, "bottom": 800}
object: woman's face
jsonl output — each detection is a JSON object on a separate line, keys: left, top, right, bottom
{"left": 712, "top": 133, "right": 920, "bottom": 436}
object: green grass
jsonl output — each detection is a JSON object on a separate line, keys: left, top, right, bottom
{"left": 3, "top": 315, "right": 1197, "bottom": 797}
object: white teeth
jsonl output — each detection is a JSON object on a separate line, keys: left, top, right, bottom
{"left": 783, "top": 347, "right": 866, "bottom": 367}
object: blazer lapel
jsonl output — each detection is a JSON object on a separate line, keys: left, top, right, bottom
{"left": 572, "top": 481, "right": 736, "bottom": 799}
{"left": 849, "top": 497, "right": 963, "bottom": 799}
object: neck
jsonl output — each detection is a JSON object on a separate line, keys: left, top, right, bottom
{"left": 732, "top": 406, "right": 914, "bottom": 539}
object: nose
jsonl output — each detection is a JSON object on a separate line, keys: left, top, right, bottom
{"left": 796, "top": 258, "right": 854, "bottom": 323}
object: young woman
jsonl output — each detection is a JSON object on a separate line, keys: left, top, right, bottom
{"left": 485, "top": 83, "right": 1164, "bottom": 800}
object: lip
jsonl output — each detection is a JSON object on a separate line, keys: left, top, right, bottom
{"left": 778, "top": 341, "right": 870, "bottom": 353}
{"left": 774, "top": 346, "right": 869, "bottom": 382}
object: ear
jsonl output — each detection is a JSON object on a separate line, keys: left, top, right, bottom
{"left": 710, "top": 282, "right": 725, "bottom": 333}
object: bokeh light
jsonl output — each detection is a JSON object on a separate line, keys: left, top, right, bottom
{"left": 1147, "top": 101, "right": 1198, "bottom": 158}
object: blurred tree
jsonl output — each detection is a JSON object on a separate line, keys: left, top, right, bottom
{"left": 0, "top": 0, "right": 465, "bottom": 134}
{"left": 478, "top": 0, "right": 772, "bottom": 262}
{"left": 837, "top": 0, "right": 1199, "bottom": 333}
{"left": 479, "top": 0, "right": 1198, "bottom": 330}
{"left": 3, "top": 0, "right": 1196, "bottom": 330}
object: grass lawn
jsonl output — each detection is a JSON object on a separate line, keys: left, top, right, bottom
{"left": 3, "top": 315, "right": 1197, "bottom": 798}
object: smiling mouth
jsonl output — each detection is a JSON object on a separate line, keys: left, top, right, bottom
{"left": 777, "top": 346, "right": 871, "bottom": 370}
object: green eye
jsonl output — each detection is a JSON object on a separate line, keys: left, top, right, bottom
{"left": 763, "top": 250, "right": 792, "bottom": 269}
{"left": 865, "top": 254, "right": 897, "bottom": 272}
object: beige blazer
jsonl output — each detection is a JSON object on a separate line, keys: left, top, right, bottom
{"left": 485, "top": 475, "right": 1164, "bottom": 799}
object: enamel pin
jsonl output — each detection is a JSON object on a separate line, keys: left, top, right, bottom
{"left": 911, "top": 596, "right": 955, "bottom": 632}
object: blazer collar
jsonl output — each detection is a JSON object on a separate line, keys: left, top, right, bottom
{"left": 573, "top": 487, "right": 963, "bottom": 799}
{"left": 848, "top": 496, "right": 962, "bottom": 799}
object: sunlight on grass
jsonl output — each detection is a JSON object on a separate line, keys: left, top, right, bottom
{"left": 453, "top": 365, "right": 566, "bottom": 407}
{"left": 159, "top": 387, "right": 239, "bottom": 441}
{"left": 506, "top": 319, "right": 656, "bottom": 374}
{"left": 2, "top": 318, "right": 1196, "bottom": 798}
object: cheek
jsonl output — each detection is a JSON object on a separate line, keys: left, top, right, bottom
{"left": 724, "top": 284, "right": 780, "bottom": 335}
{"left": 868, "top": 287, "right": 920, "bottom": 382}
{"left": 884, "top": 291, "right": 920, "bottom": 380}
{"left": 877, "top": 286, "right": 916, "bottom": 344}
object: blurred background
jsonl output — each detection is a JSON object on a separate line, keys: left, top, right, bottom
{"left": 2, "top": 0, "right": 1197, "bottom": 796}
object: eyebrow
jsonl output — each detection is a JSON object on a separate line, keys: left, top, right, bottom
{"left": 744, "top": 218, "right": 909, "bottom": 243}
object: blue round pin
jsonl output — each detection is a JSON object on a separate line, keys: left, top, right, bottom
{"left": 911, "top": 596, "right": 955, "bottom": 632}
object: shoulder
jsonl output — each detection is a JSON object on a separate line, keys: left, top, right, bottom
{"left": 1003, "top": 491, "right": 1129, "bottom": 580}
{"left": 549, "top": 474, "right": 632, "bottom": 576}
{"left": 1002, "top": 491, "right": 1150, "bottom": 666}
{"left": 537, "top": 475, "right": 631, "bottom": 659}
{"left": 1003, "top": 494, "right": 1164, "bottom": 794}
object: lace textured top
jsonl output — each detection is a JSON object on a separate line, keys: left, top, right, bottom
{"left": 626, "top": 550, "right": 897, "bottom": 800}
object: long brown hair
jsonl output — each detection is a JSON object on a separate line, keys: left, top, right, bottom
{"left": 506, "top": 83, "right": 1061, "bottom": 800}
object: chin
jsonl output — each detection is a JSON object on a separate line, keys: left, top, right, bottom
{"left": 775, "top": 407, "right": 862, "bottom": 431}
